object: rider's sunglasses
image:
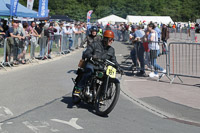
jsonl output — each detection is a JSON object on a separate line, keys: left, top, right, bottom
{"left": 108, "top": 38, "right": 114, "bottom": 42}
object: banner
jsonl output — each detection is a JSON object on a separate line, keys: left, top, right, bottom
{"left": 10, "top": 0, "right": 19, "bottom": 16}
{"left": 87, "top": 10, "right": 93, "bottom": 23}
{"left": 38, "top": 0, "right": 48, "bottom": 18}
{"left": 27, "top": 0, "right": 35, "bottom": 10}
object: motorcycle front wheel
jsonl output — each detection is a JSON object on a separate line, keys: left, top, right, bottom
{"left": 95, "top": 82, "right": 120, "bottom": 116}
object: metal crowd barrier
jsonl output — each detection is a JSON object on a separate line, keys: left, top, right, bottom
{"left": 169, "top": 28, "right": 196, "bottom": 42}
{"left": 127, "top": 41, "right": 168, "bottom": 75}
{"left": 165, "top": 42, "right": 200, "bottom": 84}
{"left": 155, "top": 42, "right": 168, "bottom": 71}
{"left": 0, "top": 38, "right": 7, "bottom": 70}
{"left": 0, "top": 38, "right": 12, "bottom": 70}
{"left": 0, "top": 31, "right": 86, "bottom": 71}
{"left": 127, "top": 40, "right": 200, "bottom": 84}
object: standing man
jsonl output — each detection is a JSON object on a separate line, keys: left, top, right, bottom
{"left": 6, "top": 20, "right": 22, "bottom": 64}
{"left": 47, "top": 23, "right": 57, "bottom": 58}
{"left": 130, "top": 25, "right": 146, "bottom": 76}
{"left": 65, "top": 23, "right": 74, "bottom": 52}
{"left": 154, "top": 23, "right": 161, "bottom": 42}
{"left": 161, "top": 24, "right": 169, "bottom": 54}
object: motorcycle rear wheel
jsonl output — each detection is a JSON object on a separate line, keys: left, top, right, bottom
{"left": 95, "top": 82, "right": 120, "bottom": 116}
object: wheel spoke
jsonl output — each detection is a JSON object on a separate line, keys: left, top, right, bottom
{"left": 97, "top": 83, "right": 117, "bottom": 112}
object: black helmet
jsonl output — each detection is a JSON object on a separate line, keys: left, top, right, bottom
{"left": 90, "top": 26, "right": 98, "bottom": 32}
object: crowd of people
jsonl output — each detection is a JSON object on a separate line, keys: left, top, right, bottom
{"left": 0, "top": 19, "right": 199, "bottom": 78}
{"left": 0, "top": 20, "right": 93, "bottom": 65}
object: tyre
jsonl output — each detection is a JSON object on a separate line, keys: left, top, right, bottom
{"left": 95, "top": 82, "right": 120, "bottom": 116}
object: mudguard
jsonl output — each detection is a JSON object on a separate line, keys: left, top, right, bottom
{"left": 109, "top": 78, "right": 120, "bottom": 84}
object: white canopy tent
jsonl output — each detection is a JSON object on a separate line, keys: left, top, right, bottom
{"left": 126, "top": 15, "right": 174, "bottom": 24}
{"left": 97, "top": 14, "right": 127, "bottom": 26}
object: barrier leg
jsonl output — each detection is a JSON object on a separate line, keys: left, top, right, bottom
{"left": 0, "top": 62, "right": 6, "bottom": 71}
{"left": 170, "top": 75, "right": 183, "bottom": 84}
{"left": 157, "top": 73, "right": 171, "bottom": 82}
{"left": 60, "top": 35, "right": 64, "bottom": 55}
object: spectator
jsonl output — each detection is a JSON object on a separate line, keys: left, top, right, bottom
{"left": 97, "top": 24, "right": 103, "bottom": 37}
{"left": 129, "top": 25, "right": 146, "bottom": 76}
{"left": 142, "top": 30, "right": 151, "bottom": 69}
{"left": 54, "top": 22, "right": 61, "bottom": 48}
{"left": 47, "top": 23, "right": 57, "bottom": 58}
{"left": 2, "top": 20, "right": 9, "bottom": 33}
{"left": 6, "top": 21, "right": 22, "bottom": 64}
{"left": 17, "top": 22, "right": 29, "bottom": 64}
{"left": 121, "top": 23, "right": 126, "bottom": 41}
{"left": 40, "top": 24, "right": 49, "bottom": 60}
{"left": 117, "top": 24, "right": 122, "bottom": 41}
{"left": 73, "top": 24, "right": 81, "bottom": 49}
{"left": 147, "top": 23, "right": 166, "bottom": 78}
{"left": 64, "top": 23, "right": 72, "bottom": 52}
{"left": 29, "top": 21, "right": 39, "bottom": 59}
{"left": 37, "top": 23, "right": 47, "bottom": 60}
{"left": 0, "top": 25, "right": 5, "bottom": 47}
{"left": 105, "top": 23, "right": 111, "bottom": 30}
{"left": 161, "top": 24, "right": 169, "bottom": 54}
{"left": 80, "top": 23, "right": 86, "bottom": 44}
{"left": 154, "top": 23, "right": 161, "bottom": 42}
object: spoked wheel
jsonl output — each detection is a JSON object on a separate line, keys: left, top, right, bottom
{"left": 72, "top": 87, "right": 81, "bottom": 104}
{"left": 95, "top": 82, "right": 120, "bottom": 116}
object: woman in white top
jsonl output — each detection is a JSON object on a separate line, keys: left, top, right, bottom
{"left": 54, "top": 22, "right": 61, "bottom": 48}
{"left": 147, "top": 23, "right": 165, "bottom": 78}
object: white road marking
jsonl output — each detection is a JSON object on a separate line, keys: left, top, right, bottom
{"left": 23, "top": 121, "right": 59, "bottom": 133}
{"left": 23, "top": 121, "right": 40, "bottom": 133}
{"left": 0, "top": 106, "right": 14, "bottom": 117}
{"left": 6, "top": 122, "right": 13, "bottom": 125}
{"left": 0, "top": 123, "right": 3, "bottom": 130}
{"left": 3, "top": 107, "right": 13, "bottom": 116}
{"left": 51, "top": 118, "right": 83, "bottom": 130}
{"left": 0, "top": 123, "right": 8, "bottom": 133}
{"left": 50, "top": 128, "right": 60, "bottom": 132}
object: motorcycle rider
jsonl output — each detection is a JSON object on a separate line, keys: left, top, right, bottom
{"left": 74, "top": 30, "right": 123, "bottom": 97}
{"left": 80, "top": 26, "right": 102, "bottom": 48}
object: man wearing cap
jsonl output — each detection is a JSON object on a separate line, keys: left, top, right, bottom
{"left": 6, "top": 20, "right": 23, "bottom": 64}
{"left": 65, "top": 23, "right": 74, "bottom": 52}
{"left": 130, "top": 25, "right": 146, "bottom": 76}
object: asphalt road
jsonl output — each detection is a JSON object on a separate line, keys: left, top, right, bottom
{"left": 0, "top": 42, "right": 200, "bottom": 132}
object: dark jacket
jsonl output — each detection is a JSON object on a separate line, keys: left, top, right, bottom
{"left": 83, "top": 40, "right": 120, "bottom": 69}
{"left": 81, "top": 35, "right": 102, "bottom": 47}
{"left": 161, "top": 27, "right": 169, "bottom": 40}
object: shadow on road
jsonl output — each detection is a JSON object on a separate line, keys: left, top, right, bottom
{"left": 61, "top": 96, "right": 109, "bottom": 117}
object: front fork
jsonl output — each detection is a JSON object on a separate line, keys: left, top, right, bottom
{"left": 103, "top": 76, "right": 110, "bottom": 99}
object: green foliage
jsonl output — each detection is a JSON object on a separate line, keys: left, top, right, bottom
{"left": 19, "top": 0, "right": 200, "bottom": 22}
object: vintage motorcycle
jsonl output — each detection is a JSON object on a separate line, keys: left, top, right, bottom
{"left": 72, "top": 59, "right": 122, "bottom": 116}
